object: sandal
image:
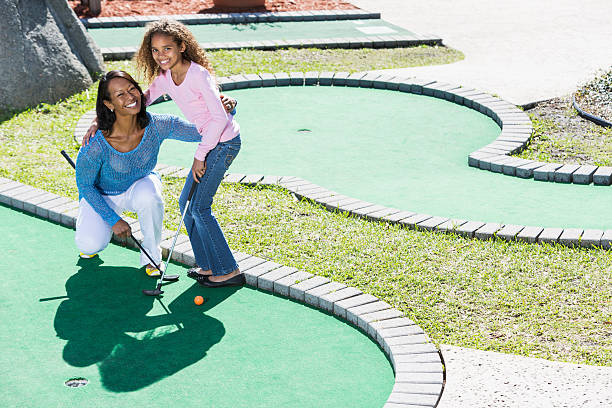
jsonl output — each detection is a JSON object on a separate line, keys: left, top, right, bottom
{"left": 187, "top": 267, "right": 212, "bottom": 280}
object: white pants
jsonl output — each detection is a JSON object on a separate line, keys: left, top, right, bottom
{"left": 75, "top": 174, "right": 164, "bottom": 266}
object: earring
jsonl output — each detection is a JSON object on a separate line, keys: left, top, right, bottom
{"left": 110, "top": 108, "right": 114, "bottom": 112}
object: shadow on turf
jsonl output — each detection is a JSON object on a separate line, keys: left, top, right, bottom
{"left": 53, "top": 256, "right": 240, "bottom": 392}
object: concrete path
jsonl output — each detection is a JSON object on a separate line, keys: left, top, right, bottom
{"left": 349, "top": 0, "right": 612, "bottom": 106}
{"left": 438, "top": 345, "right": 612, "bottom": 407}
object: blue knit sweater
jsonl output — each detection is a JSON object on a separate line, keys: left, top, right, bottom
{"left": 76, "top": 113, "right": 201, "bottom": 227}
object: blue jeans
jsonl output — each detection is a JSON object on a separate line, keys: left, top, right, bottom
{"left": 179, "top": 136, "right": 241, "bottom": 276}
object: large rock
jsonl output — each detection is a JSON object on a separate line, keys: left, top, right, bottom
{"left": 0, "top": 0, "right": 104, "bottom": 111}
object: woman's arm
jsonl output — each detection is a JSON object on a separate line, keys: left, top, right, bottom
{"left": 152, "top": 114, "right": 203, "bottom": 143}
{"left": 75, "top": 145, "right": 122, "bottom": 228}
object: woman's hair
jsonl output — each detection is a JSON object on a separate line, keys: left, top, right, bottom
{"left": 96, "top": 70, "right": 149, "bottom": 131}
{"left": 135, "top": 19, "right": 215, "bottom": 84}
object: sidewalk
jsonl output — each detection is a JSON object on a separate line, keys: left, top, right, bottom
{"left": 349, "top": 0, "right": 612, "bottom": 106}
{"left": 438, "top": 345, "right": 612, "bottom": 408}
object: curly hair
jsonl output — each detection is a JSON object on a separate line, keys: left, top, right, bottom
{"left": 135, "top": 19, "right": 215, "bottom": 85}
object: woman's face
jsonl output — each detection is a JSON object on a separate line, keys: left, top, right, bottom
{"left": 103, "top": 77, "right": 141, "bottom": 116}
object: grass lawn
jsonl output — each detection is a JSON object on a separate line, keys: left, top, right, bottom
{"left": 1, "top": 48, "right": 610, "bottom": 367}
{"left": 109, "top": 46, "right": 464, "bottom": 79}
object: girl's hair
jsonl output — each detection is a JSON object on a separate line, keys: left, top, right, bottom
{"left": 135, "top": 19, "right": 215, "bottom": 84}
{"left": 96, "top": 70, "right": 149, "bottom": 131}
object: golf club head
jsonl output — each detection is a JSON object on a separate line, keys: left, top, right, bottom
{"left": 142, "top": 284, "right": 164, "bottom": 296}
{"left": 162, "top": 274, "right": 179, "bottom": 282}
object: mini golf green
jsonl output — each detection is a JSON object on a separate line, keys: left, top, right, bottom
{"left": 150, "top": 86, "right": 611, "bottom": 230}
{"left": 0, "top": 205, "right": 393, "bottom": 407}
{"left": 87, "top": 19, "right": 417, "bottom": 49}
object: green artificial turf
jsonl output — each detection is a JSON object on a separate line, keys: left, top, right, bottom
{"left": 0, "top": 55, "right": 610, "bottom": 368}
{"left": 0, "top": 205, "right": 393, "bottom": 407}
{"left": 151, "top": 86, "right": 612, "bottom": 230}
{"left": 88, "top": 19, "right": 418, "bottom": 49}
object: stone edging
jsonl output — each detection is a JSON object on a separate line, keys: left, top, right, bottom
{"left": 74, "top": 72, "right": 612, "bottom": 248}
{"left": 0, "top": 176, "right": 445, "bottom": 408}
{"left": 99, "top": 36, "right": 441, "bottom": 60}
{"left": 81, "top": 9, "right": 382, "bottom": 29}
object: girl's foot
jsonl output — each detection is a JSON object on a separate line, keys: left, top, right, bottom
{"left": 207, "top": 269, "right": 240, "bottom": 283}
{"left": 187, "top": 267, "right": 212, "bottom": 279}
{"left": 198, "top": 269, "right": 245, "bottom": 288}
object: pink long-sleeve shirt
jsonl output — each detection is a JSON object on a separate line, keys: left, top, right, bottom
{"left": 146, "top": 61, "right": 240, "bottom": 161}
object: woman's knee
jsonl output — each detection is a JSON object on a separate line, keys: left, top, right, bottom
{"left": 132, "top": 188, "right": 163, "bottom": 212}
{"left": 75, "top": 231, "right": 109, "bottom": 255}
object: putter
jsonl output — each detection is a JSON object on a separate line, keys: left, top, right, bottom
{"left": 60, "top": 150, "right": 178, "bottom": 282}
{"left": 143, "top": 180, "right": 198, "bottom": 296}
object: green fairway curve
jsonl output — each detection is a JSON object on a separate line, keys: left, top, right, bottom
{"left": 0, "top": 205, "right": 393, "bottom": 407}
{"left": 88, "top": 19, "right": 416, "bottom": 49}
{"left": 150, "top": 86, "right": 611, "bottom": 230}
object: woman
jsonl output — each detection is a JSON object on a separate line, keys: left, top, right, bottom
{"left": 75, "top": 70, "right": 204, "bottom": 276}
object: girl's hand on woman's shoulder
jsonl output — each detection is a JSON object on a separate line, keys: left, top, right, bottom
{"left": 82, "top": 119, "right": 99, "bottom": 146}
{"left": 220, "top": 94, "right": 237, "bottom": 113}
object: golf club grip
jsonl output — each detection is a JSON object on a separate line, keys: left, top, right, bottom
{"left": 61, "top": 150, "right": 76, "bottom": 169}
{"left": 187, "top": 179, "right": 198, "bottom": 200}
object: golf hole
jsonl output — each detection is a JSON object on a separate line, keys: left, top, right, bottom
{"left": 297, "top": 128, "right": 312, "bottom": 133}
{"left": 64, "top": 377, "right": 88, "bottom": 388}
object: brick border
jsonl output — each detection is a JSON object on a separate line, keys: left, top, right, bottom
{"left": 81, "top": 9, "right": 382, "bottom": 29}
{"left": 75, "top": 72, "right": 612, "bottom": 249}
{"left": 0, "top": 176, "right": 445, "bottom": 408}
{"left": 100, "top": 33, "right": 441, "bottom": 59}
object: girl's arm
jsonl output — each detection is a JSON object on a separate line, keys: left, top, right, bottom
{"left": 82, "top": 119, "right": 99, "bottom": 146}
{"left": 144, "top": 76, "right": 165, "bottom": 107}
{"left": 192, "top": 68, "right": 231, "bottom": 161}
{"left": 75, "top": 144, "right": 122, "bottom": 227}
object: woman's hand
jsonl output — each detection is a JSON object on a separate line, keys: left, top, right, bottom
{"left": 220, "top": 94, "right": 236, "bottom": 113}
{"left": 82, "top": 119, "right": 99, "bottom": 146}
{"left": 191, "top": 158, "right": 206, "bottom": 183}
{"left": 111, "top": 219, "right": 131, "bottom": 238}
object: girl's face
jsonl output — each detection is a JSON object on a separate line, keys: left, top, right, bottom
{"left": 103, "top": 77, "right": 141, "bottom": 116}
{"left": 150, "top": 33, "right": 186, "bottom": 71}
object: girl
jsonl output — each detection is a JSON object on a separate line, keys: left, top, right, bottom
{"left": 135, "top": 19, "right": 244, "bottom": 287}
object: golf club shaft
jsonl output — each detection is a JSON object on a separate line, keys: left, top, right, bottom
{"left": 157, "top": 181, "right": 198, "bottom": 285}
{"left": 61, "top": 150, "right": 166, "bottom": 274}
{"left": 61, "top": 150, "right": 76, "bottom": 169}
{"left": 129, "top": 233, "right": 165, "bottom": 273}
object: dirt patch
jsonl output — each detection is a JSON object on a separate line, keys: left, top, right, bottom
{"left": 69, "top": 0, "right": 358, "bottom": 18}
{"left": 520, "top": 95, "right": 612, "bottom": 166}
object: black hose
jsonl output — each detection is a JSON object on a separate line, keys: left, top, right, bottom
{"left": 572, "top": 95, "right": 612, "bottom": 128}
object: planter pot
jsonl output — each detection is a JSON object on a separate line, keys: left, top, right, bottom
{"left": 82, "top": 0, "right": 101, "bottom": 15}
{"left": 213, "top": 0, "right": 266, "bottom": 7}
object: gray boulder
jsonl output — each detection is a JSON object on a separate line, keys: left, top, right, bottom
{"left": 0, "top": 0, "right": 104, "bottom": 111}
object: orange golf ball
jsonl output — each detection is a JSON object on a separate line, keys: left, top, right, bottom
{"left": 194, "top": 295, "right": 204, "bottom": 305}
